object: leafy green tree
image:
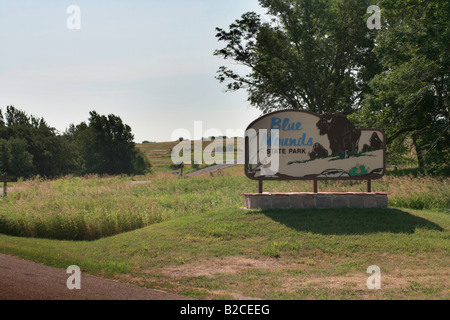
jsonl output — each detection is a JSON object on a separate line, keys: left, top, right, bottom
{"left": 0, "top": 106, "right": 79, "bottom": 178}
{"left": 0, "top": 138, "right": 34, "bottom": 177}
{"left": 214, "top": 0, "right": 380, "bottom": 114}
{"left": 68, "top": 111, "right": 151, "bottom": 175}
{"left": 356, "top": 0, "right": 449, "bottom": 174}
{"left": 0, "top": 107, "right": 150, "bottom": 177}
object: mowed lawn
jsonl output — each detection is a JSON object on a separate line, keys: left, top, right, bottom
{"left": 0, "top": 166, "right": 448, "bottom": 300}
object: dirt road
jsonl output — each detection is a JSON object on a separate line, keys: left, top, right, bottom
{"left": 0, "top": 254, "right": 192, "bottom": 300}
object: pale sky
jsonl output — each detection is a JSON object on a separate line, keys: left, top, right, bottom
{"left": 0, "top": 0, "right": 266, "bottom": 142}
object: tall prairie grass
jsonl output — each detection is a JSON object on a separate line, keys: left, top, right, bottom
{"left": 223, "top": 165, "right": 449, "bottom": 211}
{"left": 381, "top": 175, "right": 449, "bottom": 211}
{"left": 276, "top": 175, "right": 449, "bottom": 212}
{"left": 0, "top": 174, "right": 245, "bottom": 240}
{"left": 0, "top": 170, "right": 448, "bottom": 241}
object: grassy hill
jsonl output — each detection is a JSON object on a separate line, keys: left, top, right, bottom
{"left": 137, "top": 141, "right": 180, "bottom": 171}
{"left": 137, "top": 138, "right": 244, "bottom": 173}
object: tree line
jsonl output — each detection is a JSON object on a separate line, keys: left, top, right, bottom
{"left": 215, "top": 0, "right": 449, "bottom": 175}
{"left": 0, "top": 106, "right": 151, "bottom": 178}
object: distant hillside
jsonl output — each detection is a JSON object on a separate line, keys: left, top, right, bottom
{"left": 137, "top": 138, "right": 244, "bottom": 172}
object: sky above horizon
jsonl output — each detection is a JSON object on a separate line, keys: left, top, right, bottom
{"left": 0, "top": 0, "right": 267, "bottom": 142}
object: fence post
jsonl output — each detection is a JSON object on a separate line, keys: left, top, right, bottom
{"left": 3, "top": 173, "right": 7, "bottom": 197}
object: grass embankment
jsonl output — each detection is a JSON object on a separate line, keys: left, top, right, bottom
{"left": 0, "top": 168, "right": 448, "bottom": 300}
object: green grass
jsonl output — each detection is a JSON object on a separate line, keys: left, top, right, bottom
{"left": 0, "top": 170, "right": 448, "bottom": 241}
{"left": 0, "top": 166, "right": 448, "bottom": 300}
{"left": 0, "top": 206, "right": 448, "bottom": 299}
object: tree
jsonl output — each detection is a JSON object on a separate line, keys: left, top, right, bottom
{"left": 214, "top": 0, "right": 380, "bottom": 114}
{"left": 68, "top": 111, "right": 151, "bottom": 175}
{"left": 0, "top": 107, "right": 151, "bottom": 178}
{"left": 0, "top": 106, "right": 79, "bottom": 178}
{"left": 356, "top": 0, "right": 449, "bottom": 174}
{"left": 0, "top": 138, "right": 34, "bottom": 177}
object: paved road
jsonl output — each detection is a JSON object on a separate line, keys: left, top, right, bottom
{"left": 0, "top": 254, "right": 192, "bottom": 300}
{"left": 187, "top": 162, "right": 240, "bottom": 177}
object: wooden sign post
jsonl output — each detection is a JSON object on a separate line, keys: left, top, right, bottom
{"left": 0, "top": 174, "right": 18, "bottom": 197}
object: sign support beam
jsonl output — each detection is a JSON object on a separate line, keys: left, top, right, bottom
{"left": 258, "top": 180, "right": 263, "bottom": 194}
{"left": 367, "top": 180, "right": 372, "bottom": 193}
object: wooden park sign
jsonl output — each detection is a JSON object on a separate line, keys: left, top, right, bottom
{"left": 245, "top": 110, "right": 386, "bottom": 194}
{"left": 1, "top": 174, "right": 18, "bottom": 197}
{"left": 0, "top": 175, "right": 18, "bottom": 183}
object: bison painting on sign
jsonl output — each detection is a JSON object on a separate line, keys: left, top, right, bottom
{"left": 245, "top": 110, "right": 386, "bottom": 181}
